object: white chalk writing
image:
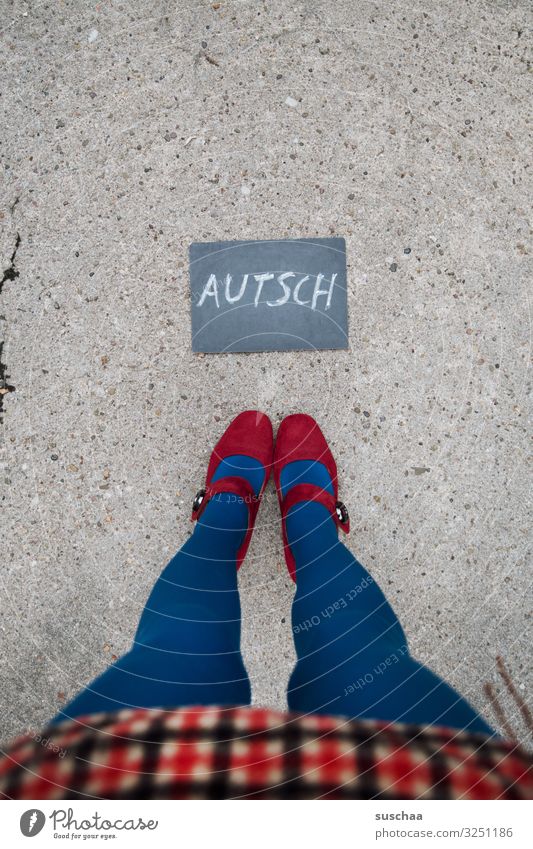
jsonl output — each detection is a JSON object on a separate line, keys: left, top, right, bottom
{"left": 196, "top": 272, "right": 337, "bottom": 311}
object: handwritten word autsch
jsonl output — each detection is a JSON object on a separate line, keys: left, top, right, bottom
{"left": 196, "top": 272, "right": 338, "bottom": 311}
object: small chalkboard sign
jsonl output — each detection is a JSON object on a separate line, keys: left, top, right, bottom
{"left": 189, "top": 237, "right": 348, "bottom": 353}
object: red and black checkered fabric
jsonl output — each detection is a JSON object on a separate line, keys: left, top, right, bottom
{"left": 0, "top": 706, "right": 531, "bottom": 800}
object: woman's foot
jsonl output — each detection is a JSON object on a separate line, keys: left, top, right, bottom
{"left": 191, "top": 411, "right": 273, "bottom": 569}
{"left": 274, "top": 414, "right": 349, "bottom": 581}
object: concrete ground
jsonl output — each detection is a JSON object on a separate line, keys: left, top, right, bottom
{"left": 0, "top": 0, "right": 531, "bottom": 746}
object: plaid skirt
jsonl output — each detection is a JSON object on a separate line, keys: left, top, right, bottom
{"left": 0, "top": 706, "right": 531, "bottom": 800}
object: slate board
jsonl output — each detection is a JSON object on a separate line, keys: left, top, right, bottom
{"left": 189, "top": 237, "right": 348, "bottom": 353}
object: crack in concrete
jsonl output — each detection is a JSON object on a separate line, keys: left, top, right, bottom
{"left": 0, "top": 233, "right": 20, "bottom": 422}
{"left": 0, "top": 233, "right": 21, "bottom": 291}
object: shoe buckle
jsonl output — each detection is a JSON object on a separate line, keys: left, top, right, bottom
{"left": 335, "top": 500, "right": 349, "bottom": 525}
{"left": 192, "top": 489, "right": 206, "bottom": 514}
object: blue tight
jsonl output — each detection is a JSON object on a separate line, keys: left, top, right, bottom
{"left": 54, "top": 457, "right": 493, "bottom": 734}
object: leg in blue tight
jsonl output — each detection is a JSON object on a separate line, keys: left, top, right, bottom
{"left": 52, "top": 456, "right": 264, "bottom": 723}
{"left": 283, "top": 461, "right": 494, "bottom": 734}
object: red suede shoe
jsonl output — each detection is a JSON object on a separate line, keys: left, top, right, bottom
{"left": 274, "top": 414, "right": 350, "bottom": 582}
{"left": 191, "top": 410, "right": 273, "bottom": 570}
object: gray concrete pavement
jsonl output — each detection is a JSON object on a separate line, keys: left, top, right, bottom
{"left": 0, "top": 0, "right": 531, "bottom": 745}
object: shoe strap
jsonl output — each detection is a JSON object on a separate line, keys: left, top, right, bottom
{"left": 192, "top": 476, "right": 258, "bottom": 522}
{"left": 280, "top": 483, "right": 350, "bottom": 534}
